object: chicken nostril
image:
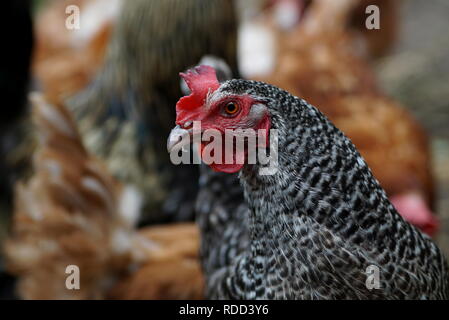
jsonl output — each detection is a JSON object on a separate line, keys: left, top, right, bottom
{"left": 183, "top": 121, "right": 193, "bottom": 129}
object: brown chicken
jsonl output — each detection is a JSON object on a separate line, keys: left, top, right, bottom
{"left": 265, "top": 0, "right": 399, "bottom": 57}
{"left": 255, "top": 0, "right": 437, "bottom": 235}
{"left": 108, "top": 224, "right": 202, "bottom": 300}
{"left": 3, "top": 94, "right": 203, "bottom": 300}
{"left": 33, "top": 0, "right": 116, "bottom": 101}
{"left": 349, "top": 0, "right": 400, "bottom": 57}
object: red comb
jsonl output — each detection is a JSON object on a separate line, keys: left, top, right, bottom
{"left": 176, "top": 65, "right": 220, "bottom": 124}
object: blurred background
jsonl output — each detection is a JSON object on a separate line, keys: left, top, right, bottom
{"left": 373, "top": 0, "right": 449, "bottom": 254}
{"left": 0, "top": 0, "right": 448, "bottom": 299}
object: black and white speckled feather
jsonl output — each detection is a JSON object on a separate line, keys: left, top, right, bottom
{"left": 197, "top": 79, "right": 449, "bottom": 299}
{"left": 195, "top": 165, "right": 249, "bottom": 298}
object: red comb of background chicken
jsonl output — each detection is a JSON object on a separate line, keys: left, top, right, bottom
{"left": 176, "top": 65, "right": 220, "bottom": 125}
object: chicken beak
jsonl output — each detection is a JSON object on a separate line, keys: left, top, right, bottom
{"left": 167, "top": 125, "right": 192, "bottom": 153}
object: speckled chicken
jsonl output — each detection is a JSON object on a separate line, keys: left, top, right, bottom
{"left": 254, "top": 0, "right": 438, "bottom": 235}
{"left": 67, "top": 0, "right": 239, "bottom": 225}
{"left": 169, "top": 66, "right": 449, "bottom": 299}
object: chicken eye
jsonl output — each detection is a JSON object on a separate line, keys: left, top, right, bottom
{"left": 224, "top": 102, "right": 239, "bottom": 115}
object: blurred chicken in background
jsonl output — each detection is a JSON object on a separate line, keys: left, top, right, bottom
{"left": 238, "top": 0, "right": 399, "bottom": 79}
{"left": 1, "top": 0, "right": 122, "bottom": 239}
{"left": 4, "top": 94, "right": 203, "bottom": 300}
{"left": 66, "top": 0, "right": 239, "bottom": 225}
{"left": 33, "top": 0, "right": 120, "bottom": 100}
{"left": 3, "top": 0, "right": 239, "bottom": 300}
{"left": 251, "top": 0, "right": 438, "bottom": 235}
{"left": 7, "top": 0, "right": 239, "bottom": 228}
{"left": 34, "top": 0, "right": 399, "bottom": 102}
{"left": 4, "top": 93, "right": 137, "bottom": 299}
{"left": 108, "top": 223, "right": 203, "bottom": 300}
{"left": 349, "top": 0, "right": 400, "bottom": 58}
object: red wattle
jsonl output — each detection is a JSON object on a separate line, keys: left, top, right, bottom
{"left": 210, "top": 163, "right": 244, "bottom": 173}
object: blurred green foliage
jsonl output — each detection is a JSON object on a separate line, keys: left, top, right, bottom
{"left": 33, "top": 0, "right": 48, "bottom": 13}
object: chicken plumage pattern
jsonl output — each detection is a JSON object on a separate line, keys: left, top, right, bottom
{"left": 256, "top": 0, "right": 437, "bottom": 235}
{"left": 67, "top": 0, "right": 239, "bottom": 225}
{"left": 4, "top": 94, "right": 204, "bottom": 300}
{"left": 170, "top": 65, "right": 449, "bottom": 299}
